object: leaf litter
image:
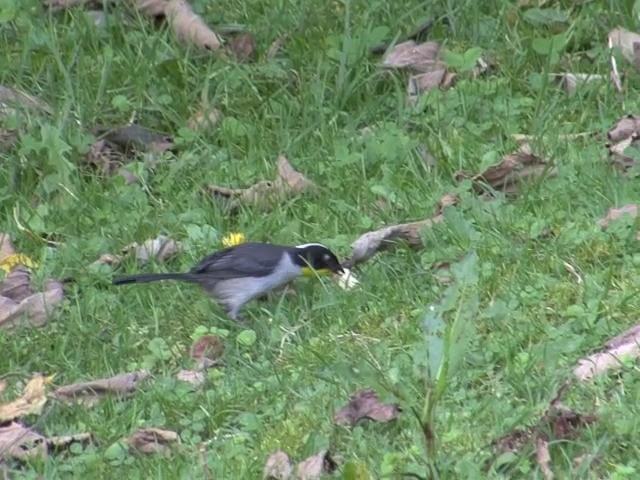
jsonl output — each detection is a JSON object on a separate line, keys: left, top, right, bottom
{"left": 333, "top": 389, "right": 401, "bottom": 427}
{"left": 0, "top": 235, "right": 65, "bottom": 331}
{"left": 91, "top": 235, "right": 182, "bottom": 269}
{"left": 263, "top": 449, "right": 339, "bottom": 480}
{"left": 605, "top": 114, "right": 640, "bottom": 171}
{"left": 176, "top": 335, "right": 224, "bottom": 386}
{"left": 52, "top": 370, "right": 150, "bottom": 407}
{"left": 205, "top": 156, "right": 317, "bottom": 213}
{"left": 127, "top": 428, "right": 179, "bottom": 457}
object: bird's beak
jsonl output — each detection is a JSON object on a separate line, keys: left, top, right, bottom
{"left": 333, "top": 263, "right": 345, "bottom": 275}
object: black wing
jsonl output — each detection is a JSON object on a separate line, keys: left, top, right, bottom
{"left": 189, "top": 242, "right": 291, "bottom": 279}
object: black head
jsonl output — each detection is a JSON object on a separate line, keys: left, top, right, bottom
{"left": 292, "top": 243, "right": 344, "bottom": 276}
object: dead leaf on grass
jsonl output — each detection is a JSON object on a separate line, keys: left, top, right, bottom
{"left": 266, "top": 33, "right": 290, "bottom": 59}
{"left": 0, "top": 85, "right": 52, "bottom": 119}
{"left": 574, "top": 323, "right": 640, "bottom": 381}
{"left": 0, "top": 421, "right": 91, "bottom": 460}
{"left": 52, "top": 370, "right": 149, "bottom": 406}
{"left": 0, "top": 374, "right": 52, "bottom": 423}
{"left": 122, "top": 235, "right": 182, "bottom": 263}
{"left": 295, "top": 450, "right": 339, "bottom": 480}
{"left": 177, "top": 335, "right": 224, "bottom": 385}
{"left": 343, "top": 194, "right": 457, "bottom": 268}
{"left": 550, "top": 73, "right": 606, "bottom": 93}
{"left": 456, "top": 149, "right": 556, "bottom": 196}
{"left": 606, "top": 114, "right": 640, "bottom": 169}
{"left": 205, "top": 156, "right": 317, "bottom": 213}
{"left": 228, "top": 33, "right": 257, "bottom": 63}
{"left": 609, "top": 28, "right": 640, "bottom": 69}
{"left": 535, "top": 437, "right": 553, "bottom": 480}
{"left": 0, "top": 274, "right": 65, "bottom": 330}
{"left": 263, "top": 450, "right": 293, "bottom": 479}
{"left": 127, "top": 427, "right": 179, "bottom": 457}
{"left": 188, "top": 107, "right": 223, "bottom": 131}
{"left": 91, "top": 124, "right": 174, "bottom": 155}
{"left": 334, "top": 389, "right": 401, "bottom": 427}
{"left": 597, "top": 203, "right": 638, "bottom": 230}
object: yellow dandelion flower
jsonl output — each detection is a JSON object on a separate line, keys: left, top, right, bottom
{"left": 0, "top": 253, "right": 37, "bottom": 274}
{"left": 221, "top": 232, "right": 245, "bottom": 248}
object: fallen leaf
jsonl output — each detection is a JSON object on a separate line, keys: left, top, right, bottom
{"left": 188, "top": 107, "right": 223, "bottom": 131}
{"left": 536, "top": 437, "right": 553, "bottom": 480}
{"left": 0, "top": 375, "right": 52, "bottom": 422}
{"left": 606, "top": 115, "right": 640, "bottom": 169}
{"left": 609, "top": 27, "right": 640, "bottom": 69}
{"left": 550, "top": 73, "right": 606, "bottom": 93}
{"left": 457, "top": 149, "right": 556, "bottom": 196}
{"left": 334, "top": 389, "right": 401, "bottom": 427}
{"left": 205, "top": 156, "right": 317, "bottom": 212}
{"left": 190, "top": 335, "right": 224, "bottom": 361}
{"left": 122, "top": 235, "right": 182, "bottom": 263}
{"left": 228, "top": 33, "right": 257, "bottom": 63}
{"left": 608, "top": 114, "right": 640, "bottom": 143}
{"left": 0, "top": 421, "right": 91, "bottom": 460}
{"left": 574, "top": 323, "right": 640, "bottom": 381}
{"left": 263, "top": 450, "right": 293, "bottom": 479}
{"left": 407, "top": 70, "right": 456, "bottom": 104}
{"left": 127, "top": 427, "right": 178, "bottom": 457}
{"left": 0, "top": 277, "right": 65, "bottom": 330}
{"left": 176, "top": 370, "right": 205, "bottom": 385}
{"left": 597, "top": 204, "right": 638, "bottom": 230}
{"left": 0, "top": 85, "right": 52, "bottom": 119}
{"left": 371, "top": 19, "right": 434, "bottom": 55}
{"left": 165, "top": 0, "right": 224, "bottom": 53}
{"left": 381, "top": 40, "right": 443, "bottom": 73}
{"left": 90, "top": 253, "right": 124, "bottom": 268}
{"left": 132, "top": 0, "right": 167, "bottom": 17}
{"left": 266, "top": 32, "right": 290, "bottom": 59}
{"left": 0, "top": 268, "right": 33, "bottom": 301}
{"left": 344, "top": 194, "right": 457, "bottom": 268}
{"left": 52, "top": 370, "right": 149, "bottom": 406}
{"left": 295, "top": 450, "right": 339, "bottom": 479}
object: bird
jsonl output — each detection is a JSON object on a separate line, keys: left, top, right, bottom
{"left": 111, "top": 242, "right": 344, "bottom": 322}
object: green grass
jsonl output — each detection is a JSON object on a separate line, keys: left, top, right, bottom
{"left": 3, "top": 0, "right": 640, "bottom": 478}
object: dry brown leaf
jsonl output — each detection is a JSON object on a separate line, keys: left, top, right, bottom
{"left": 205, "top": 156, "right": 317, "bottom": 212}
{"left": 381, "top": 40, "right": 443, "bottom": 73}
{"left": 574, "top": 323, "right": 640, "bottom": 381}
{"left": 191, "top": 335, "right": 224, "bottom": 361}
{"left": 550, "top": 73, "right": 606, "bottom": 93}
{"left": 295, "top": 450, "right": 338, "bottom": 480}
{"left": 90, "top": 253, "right": 124, "bottom": 268}
{"left": 536, "top": 437, "right": 553, "bottom": 480}
{"left": 52, "top": 370, "right": 149, "bottom": 406}
{"left": 608, "top": 114, "right": 640, "bottom": 143}
{"left": 0, "top": 268, "right": 33, "bottom": 301}
{"left": 0, "top": 375, "right": 51, "bottom": 423}
{"left": 266, "top": 33, "right": 290, "bottom": 59}
{"left": 0, "top": 278, "right": 65, "bottom": 330}
{"left": 228, "top": 33, "right": 257, "bottom": 63}
{"left": 165, "top": 0, "right": 224, "bottom": 53}
{"left": 0, "top": 234, "right": 16, "bottom": 261}
{"left": 132, "top": 0, "right": 167, "bottom": 17}
{"left": 457, "top": 150, "right": 556, "bottom": 196}
{"left": 263, "top": 450, "right": 293, "bottom": 479}
{"left": 334, "top": 389, "right": 401, "bottom": 427}
{"left": 344, "top": 194, "right": 457, "bottom": 268}
{"left": 0, "top": 85, "right": 52, "bottom": 119}
{"left": 188, "top": 107, "right": 223, "bottom": 131}
{"left": 122, "top": 235, "right": 182, "bottom": 263}
{"left": 0, "top": 421, "right": 91, "bottom": 460}
{"left": 92, "top": 124, "right": 174, "bottom": 154}
{"left": 609, "top": 27, "right": 640, "bottom": 69}
{"left": 127, "top": 427, "right": 178, "bottom": 456}
{"left": 597, "top": 204, "right": 638, "bottom": 230}
{"left": 606, "top": 115, "right": 640, "bottom": 169}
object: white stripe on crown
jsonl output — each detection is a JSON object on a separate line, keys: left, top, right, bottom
{"left": 296, "top": 243, "right": 327, "bottom": 249}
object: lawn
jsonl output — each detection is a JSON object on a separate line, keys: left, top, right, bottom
{"left": 2, "top": 0, "right": 640, "bottom": 478}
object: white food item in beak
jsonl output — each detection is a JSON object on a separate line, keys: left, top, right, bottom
{"left": 334, "top": 267, "right": 359, "bottom": 290}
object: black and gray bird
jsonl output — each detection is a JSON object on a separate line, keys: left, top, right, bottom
{"left": 111, "top": 242, "right": 344, "bottom": 321}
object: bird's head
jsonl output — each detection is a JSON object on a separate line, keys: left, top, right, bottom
{"left": 293, "top": 243, "right": 344, "bottom": 277}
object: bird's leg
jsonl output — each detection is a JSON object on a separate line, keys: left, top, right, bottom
{"left": 225, "top": 305, "right": 248, "bottom": 325}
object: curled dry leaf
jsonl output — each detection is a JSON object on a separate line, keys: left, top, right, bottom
{"left": 606, "top": 115, "right": 640, "bottom": 169}
{"left": 266, "top": 32, "right": 290, "bottom": 59}
{"left": 550, "top": 73, "right": 606, "bottom": 93}
{"left": 165, "top": 0, "right": 224, "bottom": 53}
{"left": 334, "top": 389, "right": 401, "bottom": 427}
{"left": 295, "top": 450, "right": 339, "bottom": 480}
{"left": 177, "top": 335, "right": 225, "bottom": 385}
{"left": 263, "top": 450, "right": 293, "bottom": 480}
{"left": 536, "top": 437, "right": 553, "bottom": 480}
{"left": 205, "top": 156, "right": 317, "bottom": 213}
{"left": 123, "top": 235, "right": 182, "bottom": 263}
{"left": 609, "top": 28, "right": 640, "bottom": 69}
{"left": 574, "top": 323, "right": 640, "bottom": 381}
{"left": 228, "top": 33, "right": 257, "bottom": 63}
{"left": 381, "top": 40, "right": 443, "bottom": 73}
{"left": 457, "top": 150, "right": 556, "bottom": 196}
{"left": 0, "top": 85, "right": 52, "bottom": 119}
{"left": 52, "top": 370, "right": 149, "bottom": 406}
{"left": 344, "top": 194, "right": 457, "bottom": 268}
{"left": 127, "top": 427, "right": 179, "bottom": 457}
{"left": 188, "top": 107, "right": 223, "bottom": 131}
{"left": 0, "top": 421, "right": 91, "bottom": 461}
{"left": 597, "top": 204, "right": 638, "bottom": 229}
{"left": 0, "top": 275, "right": 65, "bottom": 330}
{"left": 0, "top": 374, "right": 52, "bottom": 423}
{"left": 92, "top": 124, "right": 174, "bottom": 155}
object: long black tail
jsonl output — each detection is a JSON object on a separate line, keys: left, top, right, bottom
{"left": 112, "top": 272, "right": 196, "bottom": 286}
